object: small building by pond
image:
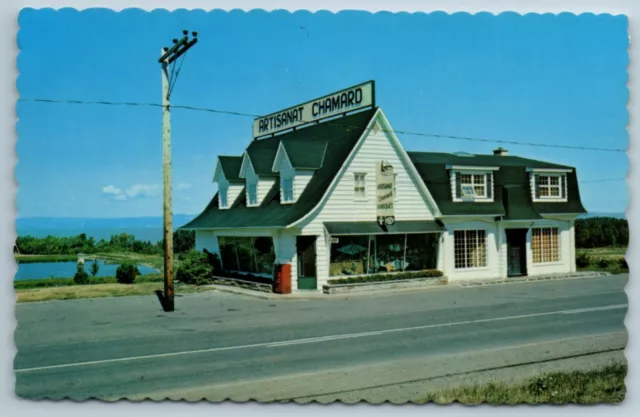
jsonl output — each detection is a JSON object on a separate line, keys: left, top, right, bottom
{"left": 182, "top": 81, "right": 587, "bottom": 292}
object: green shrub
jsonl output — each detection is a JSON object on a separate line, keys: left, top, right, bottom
{"left": 115, "top": 262, "right": 139, "bottom": 284}
{"left": 73, "top": 263, "right": 89, "bottom": 285}
{"left": 176, "top": 251, "right": 214, "bottom": 285}
{"left": 327, "top": 269, "right": 443, "bottom": 285}
{"left": 619, "top": 257, "right": 629, "bottom": 270}
{"left": 202, "top": 248, "right": 222, "bottom": 275}
{"left": 576, "top": 252, "right": 591, "bottom": 269}
{"left": 597, "top": 258, "right": 610, "bottom": 269}
{"left": 90, "top": 259, "right": 100, "bottom": 277}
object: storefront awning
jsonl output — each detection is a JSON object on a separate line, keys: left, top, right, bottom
{"left": 324, "top": 220, "right": 445, "bottom": 235}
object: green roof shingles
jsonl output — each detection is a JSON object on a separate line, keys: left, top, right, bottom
{"left": 282, "top": 139, "right": 328, "bottom": 169}
{"left": 182, "top": 109, "right": 377, "bottom": 229}
{"left": 218, "top": 156, "right": 243, "bottom": 182}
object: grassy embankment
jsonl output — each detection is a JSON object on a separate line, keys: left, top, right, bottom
{"left": 577, "top": 247, "right": 628, "bottom": 274}
{"left": 14, "top": 254, "right": 77, "bottom": 263}
{"left": 16, "top": 281, "right": 214, "bottom": 303}
{"left": 13, "top": 253, "right": 213, "bottom": 303}
{"left": 419, "top": 364, "right": 626, "bottom": 405}
{"left": 15, "top": 252, "right": 164, "bottom": 269}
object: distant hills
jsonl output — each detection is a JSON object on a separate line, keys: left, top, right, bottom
{"left": 15, "top": 215, "right": 197, "bottom": 242}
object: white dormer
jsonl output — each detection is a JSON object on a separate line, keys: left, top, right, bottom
{"left": 271, "top": 141, "right": 322, "bottom": 204}
{"left": 213, "top": 156, "right": 244, "bottom": 209}
{"left": 448, "top": 165, "right": 499, "bottom": 202}
{"left": 527, "top": 168, "right": 571, "bottom": 203}
{"left": 240, "top": 152, "right": 276, "bottom": 207}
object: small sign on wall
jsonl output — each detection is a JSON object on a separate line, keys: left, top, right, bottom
{"left": 376, "top": 160, "right": 395, "bottom": 226}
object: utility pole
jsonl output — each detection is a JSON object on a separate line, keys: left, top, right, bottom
{"left": 157, "top": 30, "right": 198, "bottom": 312}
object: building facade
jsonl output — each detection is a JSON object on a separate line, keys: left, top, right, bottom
{"left": 182, "top": 82, "right": 587, "bottom": 292}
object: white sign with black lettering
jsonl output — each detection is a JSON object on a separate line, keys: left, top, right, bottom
{"left": 253, "top": 81, "right": 375, "bottom": 138}
{"left": 376, "top": 161, "right": 395, "bottom": 226}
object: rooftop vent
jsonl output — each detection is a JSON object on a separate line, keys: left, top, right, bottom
{"left": 493, "top": 147, "right": 509, "bottom": 156}
{"left": 452, "top": 151, "right": 475, "bottom": 158}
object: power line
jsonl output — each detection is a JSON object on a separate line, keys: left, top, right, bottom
{"left": 17, "top": 97, "right": 627, "bottom": 153}
{"left": 17, "top": 97, "right": 260, "bottom": 118}
{"left": 581, "top": 178, "right": 626, "bottom": 183}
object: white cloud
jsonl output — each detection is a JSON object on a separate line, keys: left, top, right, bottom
{"left": 125, "top": 184, "right": 161, "bottom": 199}
{"left": 177, "top": 182, "right": 192, "bottom": 191}
{"left": 102, "top": 185, "right": 122, "bottom": 195}
{"left": 102, "top": 184, "right": 161, "bottom": 201}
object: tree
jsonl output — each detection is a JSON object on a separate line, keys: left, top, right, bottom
{"left": 116, "top": 262, "right": 139, "bottom": 284}
{"left": 575, "top": 217, "right": 628, "bottom": 248}
{"left": 173, "top": 230, "right": 196, "bottom": 254}
{"left": 176, "top": 251, "right": 213, "bottom": 285}
{"left": 73, "top": 263, "right": 89, "bottom": 285}
{"left": 90, "top": 259, "right": 100, "bottom": 277}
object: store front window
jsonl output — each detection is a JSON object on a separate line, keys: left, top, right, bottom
{"left": 217, "top": 236, "right": 276, "bottom": 276}
{"left": 329, "top": 233, "right": 440, "bottom": 277}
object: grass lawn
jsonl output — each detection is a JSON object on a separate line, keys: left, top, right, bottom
{"left": 93, "top": 252, "right": 166, "bottom": 270}
{"left": 14, "top": 254, "right": 78, "bottom": 263}
{"left": 15, "top": 281, "right": 214, "bottom": 303}
{"left": 419, "top": 364, "right": 626, "bottom": 405}
{"left": 576, "top": 246, "right": 628, "bottom": 274}
{"left": 577, "top": 247, "right": 627, "bottom": 259}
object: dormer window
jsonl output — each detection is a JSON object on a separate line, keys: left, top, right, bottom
{"left": 449, "top": 165, "right": 498, "bottom": 202}
{"left": 213, "top": 155, "right": 244, "bottom": 210}
{"left": 537, "top": 175, "right": 562, "bottom": 198}
{"left": 219, "top": 185, "right": 229, "bottom": 208}
{"left": 528, "top": 168, "right": 571, "bottom": 203}
{"left": 281, "top": 178, "right": 294, "bottom": 203}
{"left": 247, "top": 182, "right": 258, "bottom": 206}
{"left": 271, "top": 139, "right": 325, "bottom": 205}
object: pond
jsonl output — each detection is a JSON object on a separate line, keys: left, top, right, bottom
{"left": 14, "top": 260, "right": 159, "bottom": 281}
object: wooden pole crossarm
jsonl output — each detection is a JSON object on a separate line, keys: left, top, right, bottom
{"left": 167, "top": 38, "right": 198, "bottom": 64}
{"left": 158, "top": 36, "right": 188, "bottom": 63}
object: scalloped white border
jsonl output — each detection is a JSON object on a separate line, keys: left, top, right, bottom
{"left": 1, "top": 1, "right": 636, "bottom": 415}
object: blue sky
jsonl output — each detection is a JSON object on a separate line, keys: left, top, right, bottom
{"left": 17, "top": 9, "right": 628, "bottom": 218}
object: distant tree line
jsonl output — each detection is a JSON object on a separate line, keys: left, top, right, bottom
{"left": 15, "top": 218, "right": 627, "bottom": 255}
{"left": 15, "top": 230, "right": 195, "bottom": 255}
{"left": 575, "top": 217, "right": 628, "bottom": 248}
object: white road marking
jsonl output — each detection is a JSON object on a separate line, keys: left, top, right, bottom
{"left": 15, "top": 303, "right": 627, "bottom": 374}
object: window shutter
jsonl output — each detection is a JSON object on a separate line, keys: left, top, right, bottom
{"left": 487, "top": 173, "right": 493, "bottom": 199}
{"left": 534, "top": 174, "right": 541, "bottom": 199}
{"left": 455, "top": 172, "right": 461, "bottom": 198}
{"left": 561, "top": 175, "right": 566, "bottom": 199}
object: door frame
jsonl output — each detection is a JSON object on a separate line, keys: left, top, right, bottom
{"left": 296, "top": 235, "right": 318, "bottom": 290}
{"left": 505, "top": 228, "right": 528, "bottom": 277}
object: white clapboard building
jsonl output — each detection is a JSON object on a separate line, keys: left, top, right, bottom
{"left": 182, "top": 81, "right": 587, "bottom": 292}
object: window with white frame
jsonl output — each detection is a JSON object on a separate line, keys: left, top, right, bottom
{"left": 454, "top": 230, "right": 487, "bottom": 269}
{"left": 281, "top": 178, "right": 294, "bottom": 203}
{"left": 460, "top": 173, "right": 487, "bottom": 198}
{"left": 219, "top": 185, "right": 229, "bottom": 208}
{"left": 532, "top": 227, "right": 560, "bottom": 263}
{"left": 536, "top": 175, "right": 563, "bottom": 199}
{"left": 247, "top": 183, "right": 258, "bottom": 206}
{"left": 354, "top": 173, "right": 366, "bottom": 199}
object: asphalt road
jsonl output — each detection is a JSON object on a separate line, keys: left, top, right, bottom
{"left": 14, "top": 274, "right": 628, "bottom": 401}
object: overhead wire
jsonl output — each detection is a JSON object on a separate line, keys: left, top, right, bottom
{"left": 17, "top": 98, "right": 626, "bottom": 153}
